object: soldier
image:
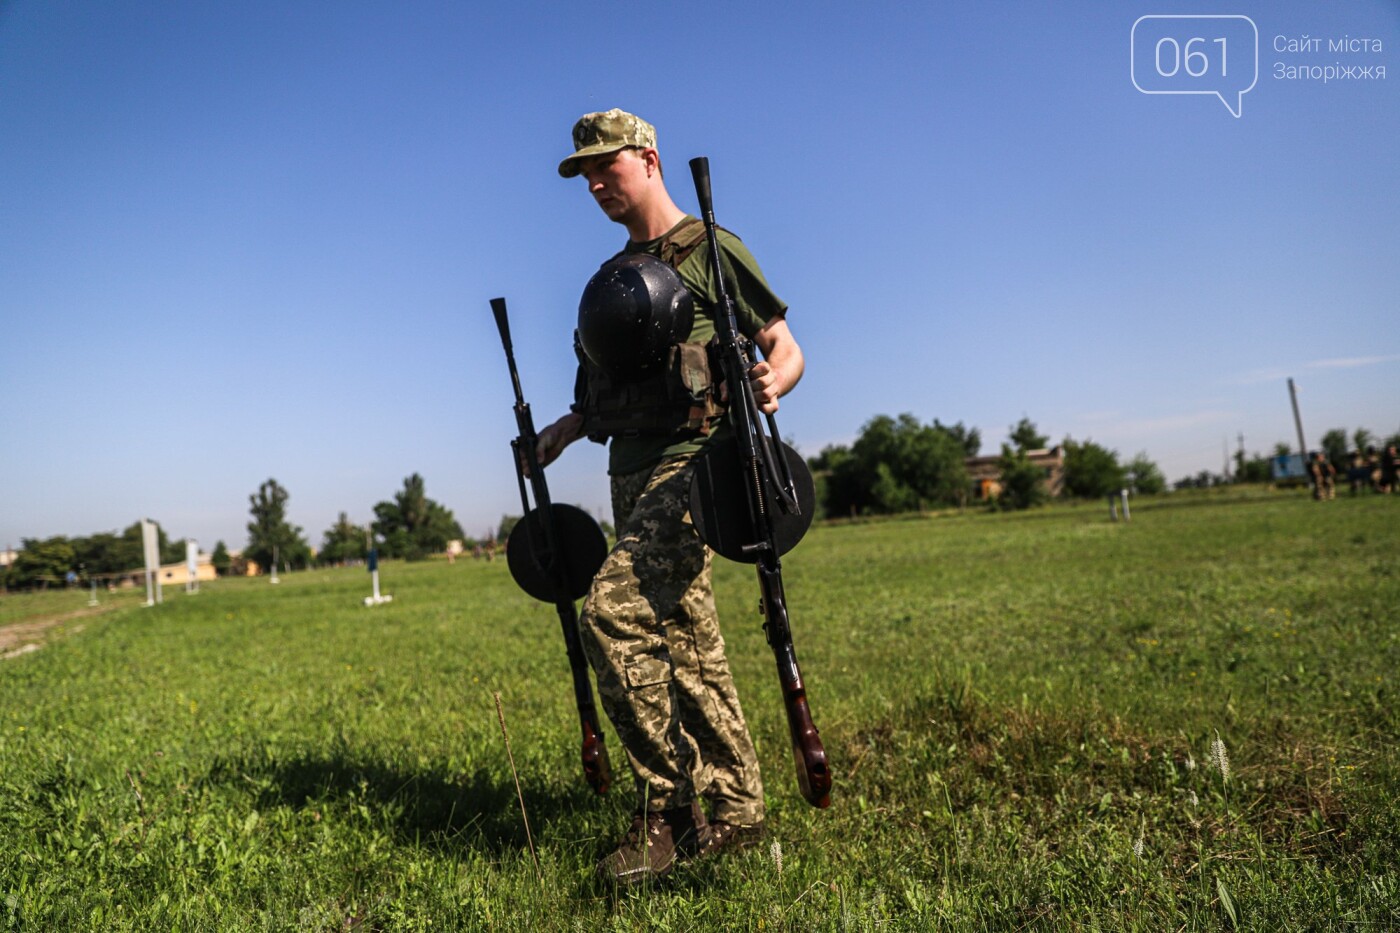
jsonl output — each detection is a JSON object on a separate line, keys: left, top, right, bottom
{"left": 1308, "top": 452, "right": 1323, "bottom": 501}
{"left": 1348, "top": 449, "right": 1368, "bottom": 495}
{"left": 533, "top": 109, "right": 803, "bottom": 885}
{"left": 1380, "top": 444, "right": 1399, "bottom": 494}
{"left": 1310, "top": 451, "right": 1336, "bottom": 500}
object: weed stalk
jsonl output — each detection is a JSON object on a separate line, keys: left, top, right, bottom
{"left": 494, "top": 691, "right": 541, "bottom": 879}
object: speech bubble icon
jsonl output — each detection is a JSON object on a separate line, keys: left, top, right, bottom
{"left": 1131, "top": 15, "right": 1258, "bottom": 117}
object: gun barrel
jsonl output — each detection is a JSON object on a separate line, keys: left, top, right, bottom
{"left": 491, "top": 296, "right": 529, "bottom": 413}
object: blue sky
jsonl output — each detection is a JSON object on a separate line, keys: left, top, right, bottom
{"left": 2, "top": 0, "right": 1396, "bottom": 552}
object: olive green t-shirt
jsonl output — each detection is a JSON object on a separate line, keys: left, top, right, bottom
{"left": 604, "top": 216, "right": 788, "bottom": 476}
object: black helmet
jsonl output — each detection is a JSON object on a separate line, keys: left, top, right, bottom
{"left": 577, "top": 253, "right": 694, "bottom": 381}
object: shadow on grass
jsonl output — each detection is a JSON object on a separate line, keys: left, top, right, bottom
{"left": 203, "top": 751, "right": 594, "bottom": 858}
{"left": 195, "top": 751, "right": 772, "bottom": 900}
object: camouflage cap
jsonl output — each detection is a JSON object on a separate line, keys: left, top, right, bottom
{"left": 558, "top": 109, "right": 657, "bottom": 178}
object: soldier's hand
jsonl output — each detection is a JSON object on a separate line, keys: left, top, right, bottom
{"left": 747, "top": 361, "right": 784, "bottom": 414}
{"left": 531, "top": 412, "right": 585, "bottom": 474}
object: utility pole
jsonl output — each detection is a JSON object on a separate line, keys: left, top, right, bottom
{"left": 1287, "top": 378, "right": 1308, "bottom": 457}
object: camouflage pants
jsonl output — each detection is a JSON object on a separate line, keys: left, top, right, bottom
{"left": 579, "top": 453, "right": 765, "bottom": 825}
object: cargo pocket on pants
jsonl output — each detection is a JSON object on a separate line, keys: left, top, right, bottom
{"left": 624, "top": 651, "right": 675, "bottom": 690}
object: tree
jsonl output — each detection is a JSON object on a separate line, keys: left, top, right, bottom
{"left": 813, "top": 413, "right": 970, "bottom": 517}
{"left": 211, "top": 541, "right": 231, "bottom": 576}
{"left": 1124, "top": 452, "right": 1165, "bottom": 495}
{"left": 321, "top": 513, "right": 367, "bottom": 566}
{"left": 372, "top": 474, "right": 464, "bottom": 560}
{"left": 71, "top": 531, "right": 131, "bottom": 576}
{"left": 246, "top": 478, "right": 309, "bottom": 573}
{"left": 1320, "top": 428, "right": 1349, "bottom": 470}
{"left": 1236, "top": 453, "right": 1272, "bottom": 484}
{"left": 995, "top": 445, "right": 1048, "bottom": 510}
{"left": 1061, "top": 438, "right": 1125, "bottom": 499}
{"left": 934, "top": 419, "right": 981, "bottom": 457}
{"left": 1353, "top": 427, "right": 1374, "bottom": 453}
{"left": 1174, "top": 470, "right": 1225, "bottom": 490}
{"left": 1009, "top": 417, "right": 1049, "bottom": 453}
{"left": 808, "top": 443, "right": 861, "bottom": 520}
{"left": 118, "top": 521, "right": 165, "bottom": 571}
{"left": 159, "top": 533, "right": 186, "bottom": 566}
{"left": 115, "top": 523, "right": 147, "bottom": 571}
{"left": 10, "top": 537, "right": 77, "bottom": 588}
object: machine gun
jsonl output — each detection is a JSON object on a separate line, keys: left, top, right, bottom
{"left": 684, "top": 158, "right": 831, "bottom": 809}
{"left": 490, "top": 297, "right": 612, "bottom": 795}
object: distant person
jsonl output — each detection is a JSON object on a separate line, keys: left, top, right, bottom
{"left": 1366, "top": 446, "right": 1381, "bottom": 492}
{"left": 1310, "top": 452, "right": 1335, "bottom": 501}
{"left": 1381, "top": 444, "right": 1399, "bottom": 494}
{"left": 1307, "top": 454, "right": 1320, "bottom": 500}
{"left": 1348, "top": 449, "right": 1368, "bottom": 495}
{"left": 532, "top": 108, "right": 802, "bottom": 884}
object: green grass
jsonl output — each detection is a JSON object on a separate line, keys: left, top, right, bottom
{"left": 2, "top": 490, "right": 1397, "bottom": 930}
{"left": 0, "top": 583, "right": 145, "bottom": 629}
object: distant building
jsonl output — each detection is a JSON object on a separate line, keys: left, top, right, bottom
{"left": 156, "top": 553, "right": 218, "bottom": 585}
{"left": 227, "top": 550, "right": 259, "bottom": 576}
{"left": 0, "top": 548, "right": 16, "bottom": 569}
{"left": 103, "top": 551, "right": 219, "bottom": 589}
{"left": 965, "top": 447, "right": 1066, "bottom": 500}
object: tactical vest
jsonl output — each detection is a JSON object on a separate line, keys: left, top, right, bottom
{"left": 574, "top": 217, "right": 727, "bottom": 443}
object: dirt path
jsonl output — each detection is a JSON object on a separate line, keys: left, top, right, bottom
{"left": 0, "top": 604, "right": 114, "bottom": 660}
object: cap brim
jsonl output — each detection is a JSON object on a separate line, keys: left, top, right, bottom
{"left": 557, "top": 142, "right": 629, "bottom": 178}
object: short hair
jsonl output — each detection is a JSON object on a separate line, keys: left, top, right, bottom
{"left": 622, "top": 145, "right": 664, "bottom": 179}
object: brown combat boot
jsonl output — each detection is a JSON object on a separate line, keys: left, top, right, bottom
{"left": 596, "top": 803, "right": 707, "bottom": 886}
{"left": 695, "top": 819, "right": 766, "bottom": 860}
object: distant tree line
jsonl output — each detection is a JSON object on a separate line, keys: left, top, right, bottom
{"left": 247, "top": 473, "right": 467, "bottom": 572}
{"left": 804, "top": 412, "right": 1398, "bottom": 516}
{"left": 2, "top": 522, "right": 193, "bottom": 590}
{"left": 808, "top": 415, "right": 1166, "bottom": 518}
{"left": 3, "top": 473, "right": 468, "bottom": 591}
{"left": 808, "top": 414, "right": 980, "bottom": 517}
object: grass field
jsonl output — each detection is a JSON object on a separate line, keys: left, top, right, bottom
{"left": 2, "top": 490, "right": 1397, "bottom": 930}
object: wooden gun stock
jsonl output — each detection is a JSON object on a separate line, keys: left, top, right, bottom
{"left": 761, "top": 570, "right": 831, "bottom": 808}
